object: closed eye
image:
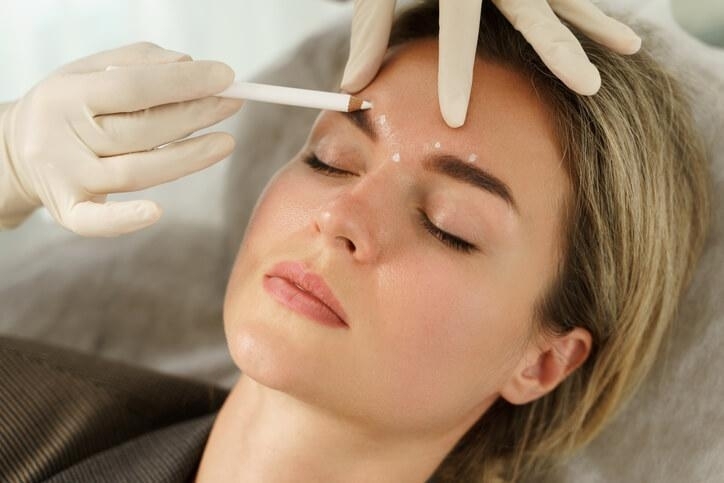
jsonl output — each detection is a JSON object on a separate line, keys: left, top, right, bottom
{"left": 303, "top": 154, "right": 355, "bottom": 177}
{"left": 304, "top": 153, "right": 477, "bottom": 255}
{"left": 417, "top": 210, "right": 477, "bottom": 254}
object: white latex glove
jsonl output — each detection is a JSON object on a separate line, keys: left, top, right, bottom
{"left": 0, "top": 42, "right": 243, "bottom": 236}
{"left": 341, "top": 0, "right": 642, "bottom": 128}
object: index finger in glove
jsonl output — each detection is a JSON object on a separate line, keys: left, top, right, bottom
{"left": 57, "top": 41, "right": 191, "bottom": 75}
{"left": 493, "top": 0, "right": 601, "bottom": 95}
{"left": 88, "top": 95, "right": 243, "bottom": 157}
{"left": 340, "top": 0, "right": 396, "bottom": 93}
{"left": 82, "top": 60, "right": 235, "bottom": 115}
{"left": 438, "top": 0, "right": 483, "bottom": 128}
{"left": 549, "top": 0, "right": 641, "bottom": 54}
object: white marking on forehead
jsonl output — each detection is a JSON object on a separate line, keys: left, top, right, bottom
{"left": 434, "top": 141, "right": 441, "bottom": 149}
{"left": 468, "top": 153, "right": 478, "bottom": 163}
{"left": 391, "top": 152, "right": 401, "bottom": 162}
{"left": 375, "top": 114, "right": 392, "bottom": 138}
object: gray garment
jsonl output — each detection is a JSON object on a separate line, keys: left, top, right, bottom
{"left": 0, "top": 335, "right": 227, "bottom": 483}
{"left": 47, "top": 414, "right": 215, "bottom": 483}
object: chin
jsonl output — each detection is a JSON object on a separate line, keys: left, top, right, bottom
{"left": 224, "top": 283, "right": 343, "bottom": 399}
{"left": 222, "top": 271, "right": 356, "bottom": 412}
{"left": 222, "top": 307, "right": 305, "bottom": 392}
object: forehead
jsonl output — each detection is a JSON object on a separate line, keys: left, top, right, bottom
{"left": 358, "top": 39, "right": 559, "bottom": 153}
{"left": 347, "top": 39, "right": 569, "bottom": 222}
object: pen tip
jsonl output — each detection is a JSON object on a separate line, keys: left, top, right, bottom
{"left": 347, "top": 96, "right": 373, "bottom": 112}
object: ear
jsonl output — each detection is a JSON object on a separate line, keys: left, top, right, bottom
{"left": 500, "top": 327, "right": 592, "bottom": 405}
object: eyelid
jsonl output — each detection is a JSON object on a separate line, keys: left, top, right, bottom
{"left": 303, "top": 153, "right": 355, "bottom": 176}
{"left": 311, "top": 135, "right": 366, "bottom": 168}
{"left": 417, "top": 209, "right": 477, "bottom": 254}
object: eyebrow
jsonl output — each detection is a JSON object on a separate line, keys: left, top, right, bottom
{"left": 424, "top": 155, "right": 519, "bottom": 214}
{"left": 344, "top": 110, "right": 377, "bottom": 141}
{"left": 339, "top": 111, "right": 518, "bottom": 213}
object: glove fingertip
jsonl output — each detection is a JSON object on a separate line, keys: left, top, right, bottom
{"left": 577, "top": 65, "right": 602, "bottom": 96}
{"left": 553, "top": 59, "right": 601, "bottom": 96}
{"left": 207, "top": 61, "right": 236, "bottom": 91}
{"left": 125, "top": 201, "right": 162, "bottom": 228}
{"left": 440, "top": 100, "right": 467, "bottom": 128}
{"left": 67, "top": 200, "right": 162, "bottom": 237}
{"left": 109, "top": 203, "right": 163, "bottom": 236}
{"left": 140, "top": 202, "right": 163, "bottom": 222}
{"left": 438, "top": 71, "right": 472, "bottom": 128}
{"left": 340, "top": 60, "right": 376, "bottom": 93}
{"left": 623, "top": 33, "right": 642, "bottom": 55}
{"left": 166, "top": 49, "right": 193, "bottom": 62}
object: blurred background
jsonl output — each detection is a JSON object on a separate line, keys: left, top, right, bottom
{"left": 0, "top": 0, "right": 722, "bottom": 264}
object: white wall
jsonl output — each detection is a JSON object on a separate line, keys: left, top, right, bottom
{"left": 0, "top": 0, "right": 353, "bottom": 100}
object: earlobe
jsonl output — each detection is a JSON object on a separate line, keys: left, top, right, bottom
{"left": 500, "top": 327, "right": 592, "bottom": 405}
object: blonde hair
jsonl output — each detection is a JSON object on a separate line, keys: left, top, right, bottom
{"left": 390, "top": 2, "right": 711, "bottom": 482}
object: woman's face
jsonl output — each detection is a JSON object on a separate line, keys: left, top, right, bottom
{"left": 224, "top": 40, "right": 569, "bottom": 437}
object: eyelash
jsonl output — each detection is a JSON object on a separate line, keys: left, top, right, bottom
{"left": 416, "top": 210, "right": 476, "bottom": 254}
{"left": 303, "top": 154, "right": 352, "bottom": 177}
{"left": 303, "top": 154, "right": 477, "bottom": 254}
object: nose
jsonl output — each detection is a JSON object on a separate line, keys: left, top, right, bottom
{"left": 313, "top": 179, "right": 390, "bottom": 263}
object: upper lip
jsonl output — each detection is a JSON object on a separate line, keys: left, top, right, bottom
{"left": 265, "top": 261, "right": 349, "bottom": 325}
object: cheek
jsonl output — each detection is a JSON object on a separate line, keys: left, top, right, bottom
{"left": 225, "top": 173, "right": 291, "bottom": 297}
{"left": 223, "top": 168, "right": 314, "bottom": 344}
{"left": 230, "top": 164, "right": 322, "bottom": 278}
{"left": 246, "top": 168, "right": 312, "bottom": 239}
{"left": 367, "top": 254, "right": 527, "bottom": 421}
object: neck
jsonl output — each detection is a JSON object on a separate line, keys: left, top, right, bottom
{"left": 194, "top": 374, "right": 468, "bottom": 483}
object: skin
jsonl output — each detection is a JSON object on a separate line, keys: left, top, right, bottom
{"left": 195, "top": 39, "right": 592, "bottom": 483}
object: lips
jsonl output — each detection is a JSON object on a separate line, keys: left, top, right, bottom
{"left": 263, "top": 261, "right": 348, "bottom": 327}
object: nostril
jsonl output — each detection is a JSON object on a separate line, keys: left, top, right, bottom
{"left": 337, "top": 236, "right": 355, "bottom": 252}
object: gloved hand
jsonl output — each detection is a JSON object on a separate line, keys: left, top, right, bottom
{"left": 341, "top": 0, "right": 642, "bottom": 128}
{"left": 0, "top": 42, "right": 243, "bottom": 236}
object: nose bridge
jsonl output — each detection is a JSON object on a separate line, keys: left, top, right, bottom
{"left": 315, "top": 163, "right": 403, "bottom": 261}
{"left": 348, "top": 164, "right": 398, "bottom": 209}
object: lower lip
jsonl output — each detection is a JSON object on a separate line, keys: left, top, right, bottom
{"left": 263, "top": 276, "right": 348, "bottom": 329}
